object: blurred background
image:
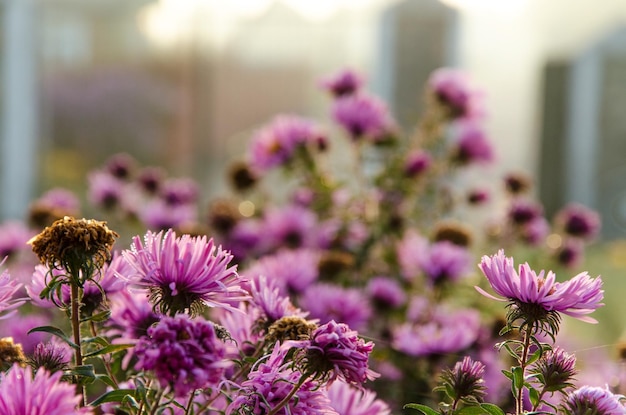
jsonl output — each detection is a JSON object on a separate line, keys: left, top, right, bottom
{"left": 1, "top": 0, "right": 626, "bottom": 241}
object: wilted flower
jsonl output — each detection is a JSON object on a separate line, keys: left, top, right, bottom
{"left": 0, "top": 337, "right": 26, "bottom": 370}
{"left": 134, "top": 314, "right": 230, "bottom": 397}
{"left": 121, "top": 229, "right": 248, "bottom": 315}
{"left": 562, "top": 385, "right": 626, "bottom": 415}
{"left": 476, "top": 250, "right": 604, "bottom": 334}
{"left": 28, "top": 188, "right": 81, "bottom": 228}
{"left": 0, "top": 364, "right": 90, "bottom": 414}
{"left": 432, "top": 221, "right": 473, "bottom": 247}
{"left": 28, "top": 216, "right": 118, "bottom": 282}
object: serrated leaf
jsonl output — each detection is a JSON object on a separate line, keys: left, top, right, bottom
{"left": 403, "top": 403, "right": 441, "bottom": 415}
{"left": 28, "top": 326, "right": 78, "bottom": 349}
{"left": 84, "top": 343, "right": 134, "bottom": 358}
{"left": 90, "top": 389, "right": 137, "bottom": 406}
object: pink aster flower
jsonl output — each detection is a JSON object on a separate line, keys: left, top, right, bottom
{"left": 33, "top": 188, "right": 81, "bottom": 215}
{"left": 0, "top": 313, "right": 51, "bottom": 354}
{"left": 319, "top": 68, "right": 365, "bottom": 97}
{"left": 262, "top": 205, "right": 319, "bottom": 250}
{"left": 120, "top": 229, "right": 249, "bottom": 315}
{"left": 299, "top": 283, "right": 372, "bottom": 331}
{"left": 0, "top": 262, "right": 25, "bottom": 319}
{"left": 562, "top": 385, "right": 626, "bottom": 415}
{"left": 134, "top": 314, "right": 230, "bottom": 397}
{"left": 244, "top": 248, "right": 319, "bottom": 295}
{"left": 248, "top": 115, "right": 326, "bottom": 174}
{"left": 555, "top": 203, "right": 601, "bottom": 241}
{"left": 450, "top": 121, "right": 494, "bottom": 165}
{"left": 304, "top": 320, "right": 378, "bottom": 386}
{"left": 138, "top": 199, "right": 198, "bottom": 231}
{"left": 227, "top": 343, "right": 337, "bottom": 415}
{"left": 87, "top": 170, "right": 126, "bottom": 210}
{"left": 366, "top": 276, "right": 407, "bottom": 309}
{"left": 428, "top": 67, "right": 484, "bottom": 120}
{"left": 160, "top": 177, "right": 199, "bottom": 206}
{"left": 476, "top": 250, "right": 604, "bottom": 330}
{"left": 419, "top": 241, "right": 472, "bottom": 285}
{"left": 0, "top": 221, "right": 35, "bottom": 260}
{"left": 404, "top": 150, "right": 432, "bottom": 177}
{"left": 326, "top": 381, "right": 391, "bottom": 415}
{"left": 0, "top": 364, "right": 90, "bottom": 414}
{"left": 332, "top": 92, "right": 395, "bottom": 142}
{"left": 247, "top": 275, "right": 308, "bottom": 327}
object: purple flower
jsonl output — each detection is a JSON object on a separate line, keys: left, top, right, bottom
{"left": 160, "top": 177, "right": 199, "bottom": 206}
{"left": 0, "top": 313, "right": 50, "bottom": 354}
{"left": 247, "top": 276, "right": 308, "bottom": 327}
{"left": 0, "top": 364, "right": 90, "bottom": 414}
{"left": 305, "top": 320, "right": 378, "bottom": 386}
{"left": 104, "top": 152, "right": 137, "bottom": 180}
{"left": 555, "top": 238, "right": 585, "bottom": 268}
{"left": 520, "top": 216, "right": 550, "bottom": 246}
{"left": 428, "top": 68, "right": 484, "bottom": 120}
{"left": 562, "top": 385, "right": 626, "bottom": 415}
{"left": 87, "top": 170, "right": 126, "bottom": 210}
{"left": 299, "top": 283, "right": 372, "bottom": 331}
{"left": 530, "top": 346, "right": 577, "bottom": 392}
{"left": 134, "top": 314, "right": 230, "bottom": 397}
{"left": 404, "top": 150, "right": 432, "bottom": 177}
{"left": 213, "top": 303, "right": 262, "bottom": 357}
{"left": 29, "top": 340, "right": 72, "bottom": 373}
{"left": 326, "top": 381, "right": 391, "bottom": 415}
{"left": 555, "top": 203, "right": 601, "bottom": 240}
{"left": 138, "top": 199, "right": 198, "bottom": 231}
{"left": 0, "top": 262, "right": 25, "bottom": 319}
{"left": 508, "top": 198, "right": 544, "bottom": 225}
{"left": 107, "top": 289, "right": 161, "bottom": 342}
{"left": 0, "top": 221, "right": 35, "bottom": 260}
{"left": 32, "top": 188, "right": 81, "bottom": 215}
{"left": 248, "top": 115, "right": 326, "bottom": 173}
{"left": 420, "top": 241, "right": 472, "bottom": 285}
{"left": 467, "top": 188, "right": 490, "bottom": 205}
{"left": 439, "top": 356, "right": 486, "bottom": 402}
{"left": 263, "top": 205, "right": 319, "bottom": 250}
{"left": 393, "top": 307, "right": 481, "bottom": 357}
{"left": 244, "top": 249, "right": 319, "bottom": 295}
{"left": 366, "top": 276, "right": 407, "bottom": 309}
{"left": 136, "top": 166, "right": 166, "bottom": 194}
{"left": 396, "top": 230, "right": 429, "bottom": 281}
{"left": 121, "top": 229, "right": 249, "bottom": 315}
{"left": 227, "top": 343, "right": 337, "bottom": 415}
{"left": 222, "top": 219, "right": 263, "bottom": 261}
{"left": 451, "top": 121, "right": 494, "bottom": 165}
{"left": 320, "top": 68, "right": 365, "bottom": 97}
{"left": 332, "top": 93, "right": 395, "bottom": 142}
{"left": 476, "top": 250, "right": 604, "bottom": 326}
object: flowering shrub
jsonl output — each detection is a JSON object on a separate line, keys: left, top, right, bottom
{"left": 0, "top": 67, "right": 621, "bottom": 414}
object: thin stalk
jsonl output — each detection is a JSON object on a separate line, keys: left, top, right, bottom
{"left": 516, "top": 327, "right": 533, "bottom": 415}
{"left": 184, "top": 390, "right": 197, "bottom": 415}
{"left": 70, "top": 282, "right": 85, "bottom": 405}
{"left": 89, "top": 320, "right": 119, "bottom": 388}
{"left": 267, "top": 372, "right": 311, "bottom": 415}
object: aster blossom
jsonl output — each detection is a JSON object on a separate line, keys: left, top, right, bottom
{"left": 0, "top": 261, "right": 26, "bottom": 319}
{"left": 0, "top": 364, "right": 91, "bottom": 414}
{"left": 437, "top": 356, "right": 486, "bottom": 403}
{"left": 476, "top": 250, "right": 604, "bottom": 334}
{"left": 121, "top": 229, "right": 249, "bottom": 315}
{"left": 134, "top": 314, "right": 230, "bottom": 397}
{"left": 331, "top": 92, "right": 395, "bottom": 142}
{"left": 320, "top": 67, "right": 365, "bottom": 97}
{"left": 562, "top": 385, "right": 626, "bottom": 415}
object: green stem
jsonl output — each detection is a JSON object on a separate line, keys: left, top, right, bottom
{"left": 184, "top": 390, "right": 197, "bottom": 415}
{"left": 89, "top": 321, "right": 119, "bottom": 388}
{"left": 267, "top": 372, "right": 311, "bottom": 415}
{"left": 70, "top": 282, "right": 85, "bottom": 405}
{"left": 516, "top": 327, "right": 533, "bottom": 415}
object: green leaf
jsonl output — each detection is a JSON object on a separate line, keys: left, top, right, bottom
{"left": 84, "top": 343, "right": 134, "bottom": 358}
{"left": 82, "top": 310, "right": 111, "bottom": 323}
{"left": 83, "top": 336, "right": 110, "bottom": 347}
{"left": 479, "top": 403, "right": 506, "bottom": 415}
{"left": 90, "top": 389, "right": 137, "bottom": 406}
{"left": 28, "top": 326, "right": 78, "bottom": 349}
{"left": 67, "top": 364, "right": 96, "bottom": 385}
{"left": 95, "top": 374, "right": 118, "bottom": 389}
{"left": 403, "top": 403, "right": 441, "bottom": 415}
{"left": 512, "top": 366, "right": 524, "bottom": 391}
{"left": 457, "top": 406, "right": 488, "bottom": 415}
{"left": 528, "top": 387, "right": 540, "bottom": 408}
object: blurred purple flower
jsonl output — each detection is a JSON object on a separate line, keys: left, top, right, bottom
{"left": 428, "top": 68, "right": 484, "bottom": 120}
{"left": 0, "top": 221, "right": 35, "bottom": 260}
{"left": 135, "top": 314, "right": 230, "bottom": 397}
{"left": 299, "top": 283, "right": 372, "bottom": 331}
{"left": 420, "top": 241, "right": 472, "bottom": 285}
{"left": 366, "top": 276, "right": 407, "bottom": 309}
{"left": 120, "top": 229, "right": 249, "bottom": 315}
{"left": 104, "top": 152, "right": 137, "bottom": 180}
{"left": 0, "top": 365, "right": 90, "bottom": 414}
{"left": 0, "top": 313, "right": 50, "bottom": 355}
{"left": 136, "top": 166, "right": 166, "bottom": 195}
{"left": 160, "top": 177, "right": 199, "bottom": 206}
{"left": 247, "top": 276, "right": 309, "bottom": 326}
{"left": 33, "top": 188, "right": 81, "bottom": 215}
{"left": 451, "top": 121, "right": 494, "bottom": 165}
{"left": 326, "top": 380, "right": 391, "bottom": 415}
{"left": 562, "top": 385, "right": 626, "bottom": 415}
{"left": 404, "top": 150, "right": 432, "bottom": 177}
{"left": 332, "top": 93, "right": 395, "bottom": 142}
{"left": 520, "top": 216, "right": 550, "bottom": 246}
{"left": 263, "top": 205, "right": 319, "bottom": 250}
{"left": 0, "top": 263, "right": 25, "bottom": 319}
{"left": 320, "top": 68, "right": 365, "bottom": 97}
{"left": 555, "top": 203, "right": 601, "bottom": 240}
{"left": 248, "top": 115, "right": 326, "bottom": 173}
{"left": 396, "top": 230, "right": 429, "bottom": 281}
{"left": 476, "top": 250, "right": 604, "bottom": 324}
{"left": 244, "top": 249, "right": 319, "bottom": 295}
{"left": 555, "top": 238, "right": 585, "bottom": 268}
{"left": 87, "top": 170, "right": 126, "bottom": 210}
{"left": 508, "top": 198, "right": 544, "bottom": 226}
{"left": 138, "top": 199, "right": 198, "bottom": 231}
{"left": 467, "top": 188, "right": 490, "bottom": 205}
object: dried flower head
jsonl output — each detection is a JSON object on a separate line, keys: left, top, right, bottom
{"left": 432, "top": 221, "right": 473, "bottom": 247}
{"left": 266, "top": 316, "right": 318, "bottom": 344}
{"left": 0, "top": 337, "right": 26, "bottom": 370}
{"left": 228, "top": 160, "right": 258, "bottom": 191}
{"left": 318, "top": 250, "right": 355, "bottom": 280}
{"left": 28, "top": 216, "right": 118, "bottom": 281}
{"left": 207, "top": 199, "right": 241, "bottom": 235}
